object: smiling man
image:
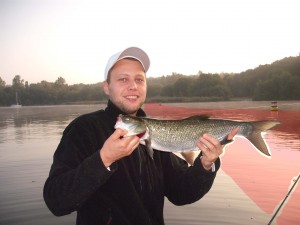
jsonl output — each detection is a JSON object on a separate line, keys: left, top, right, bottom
{"left": 43, "top": 47, "right": 237, "bottom": 225}
{"left": 102, "top": 49, "right": 148, "bottom": 115}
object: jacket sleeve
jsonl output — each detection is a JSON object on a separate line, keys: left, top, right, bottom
{"left": 43, "top": 117, "right": 116, "bottom": 216}
{"left": 163, "top": 153, "right": 220, "bottom": 206}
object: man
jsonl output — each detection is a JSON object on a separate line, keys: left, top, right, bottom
{"left": 43, "top": 47, "right": 237, "bottom": 225}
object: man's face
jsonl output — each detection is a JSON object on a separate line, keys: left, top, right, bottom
{"left": 102, "top": 58, "right": 147, "bottom": 115}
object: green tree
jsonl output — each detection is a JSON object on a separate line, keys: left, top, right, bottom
{"left": 253, "top": 70, "right": 299, "bottom": 100}
{"left": 0, "top": 77, "right": 6, "bottom": 87}
{"left": 0, "top": 77, "right": 6, "bottom": 105}
{"left": 147, "top": 83, "right": 162, "bottom": 97}
{"left": 191, "top": 73, "right": 230, "bottom": 98}
{"left": 12, "top": 75, "right": 25, "bottom": 89}
{"left": 55, "top": 76, "right": 67, "bottom": 86}
{"left": 173, "top": 77, "right": 193, "bottom": 97}
{"left": 161, "top": 84, "right": 174, "bottom": 97}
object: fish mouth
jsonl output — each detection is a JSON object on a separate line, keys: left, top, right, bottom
{"left": 137, "top": 131, "right": 146, "bottom": 138}
{"left": 114, "top": 118, "right": 123, "bottom": 129}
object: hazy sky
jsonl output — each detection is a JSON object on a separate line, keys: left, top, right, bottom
{"left": 1, "top": 0, "right": 299, "bottom": 85}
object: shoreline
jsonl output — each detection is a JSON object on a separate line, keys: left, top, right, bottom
{"left": 151, "top": 100, "right": 300, "bottom": 111}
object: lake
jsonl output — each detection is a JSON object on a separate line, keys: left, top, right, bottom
{"left": 0, "top": 101, "right": 299, "bottom": 225}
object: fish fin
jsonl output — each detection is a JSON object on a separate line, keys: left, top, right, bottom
{"left": 220, "top": 134, "right": 234, "bottom": 145}
{"left": 139, "top": 129, "right": 153, "bottom": 159}
{"left": 180, "top": 151, "right": 197, "bottom": 165}
{"left": 183, "top": 115, "right": 210, "bottom": 120}
{"left": 145, "top": 139, "right": 154, "bottom": 160}
{"left": 247, "top": 120, "right": 280, "bottom": 157}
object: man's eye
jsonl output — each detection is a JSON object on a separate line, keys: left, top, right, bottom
{"left": 119, "top": 78, "right": 127, "bottom": 82}
{"left": 136, "top": 79, "right": 144, "bottom": 83}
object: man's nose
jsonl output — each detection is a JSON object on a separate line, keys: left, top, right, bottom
{"left": 128, "top": 80, "right": 137, "bottom": 90}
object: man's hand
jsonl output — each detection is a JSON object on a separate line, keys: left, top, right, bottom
{"left": 198, "top": 128, "right": 239, "bottom": 171}
{"left": 100, "top": 128, "right": 140, "bottom": 168}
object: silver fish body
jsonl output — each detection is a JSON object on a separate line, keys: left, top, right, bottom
{"left": 115, "top": 115, "right": 280, "bottom": 159}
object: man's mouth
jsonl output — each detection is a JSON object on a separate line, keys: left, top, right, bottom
{"left": 125, "top": 95, "right": 138, "bottom": 100}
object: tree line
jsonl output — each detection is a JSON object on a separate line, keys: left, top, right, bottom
{"left": 0, "top": 55, "right": 299, "bottom": 106}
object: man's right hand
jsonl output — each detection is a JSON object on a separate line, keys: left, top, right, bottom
{"left": 100, "top": 128, "right": 140, "bottom": 168}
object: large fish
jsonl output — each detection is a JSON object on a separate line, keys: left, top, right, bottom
{"left": 114, "top": 114, "right": 280, "bottom": 160}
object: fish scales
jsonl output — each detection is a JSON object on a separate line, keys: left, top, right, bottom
{"left": 143, "top": 118, "right": 253, "bottom": 152}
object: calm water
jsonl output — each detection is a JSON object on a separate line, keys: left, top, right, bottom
{"left": 0, "top": 102, "right": 299, "bottom": 225}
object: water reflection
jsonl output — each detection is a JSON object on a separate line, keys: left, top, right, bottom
{"left": 0, "top": 102, "right": 299, "bottom": 225}
{"left": 0, "top": 105, "right": 105, "bottom": 225}
{"left": 271, "top": 130, "right": 300, "bottom": 152}
{"left": 0, "top": 105, "right": 105, "bottom": 144}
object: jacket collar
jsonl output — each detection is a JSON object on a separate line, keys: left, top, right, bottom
{"left": 104, "top": 100, "right": 146, "bottom": 118}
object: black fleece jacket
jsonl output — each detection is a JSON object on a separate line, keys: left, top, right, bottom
{"left": 43, "top": 101, "right": 220, "bottom": 225}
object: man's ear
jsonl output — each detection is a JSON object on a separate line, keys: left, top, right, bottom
{"left": 102, "top": 81, "right": 109, "bottom": 95}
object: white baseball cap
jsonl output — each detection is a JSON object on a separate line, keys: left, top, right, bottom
{"left": 104, "top": 47, "right": 150, "bottom": 81}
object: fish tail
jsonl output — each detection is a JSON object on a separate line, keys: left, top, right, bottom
{"left": 247, "top": 120, "right": 280, "bottom": 157}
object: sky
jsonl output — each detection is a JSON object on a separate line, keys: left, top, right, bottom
{"left": 0, "top": 0, "right": 299, "bottom": 85}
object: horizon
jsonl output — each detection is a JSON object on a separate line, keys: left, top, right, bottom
{"left": 1, "top": 0, "right": 299, "bottom": 85}
{"left": 3, "top": 53, "right": 300, "bottom": 86}
{"left": 1, "top": 53, "right": 298, "bottom": 86}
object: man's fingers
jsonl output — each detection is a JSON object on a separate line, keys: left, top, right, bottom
{"left": 111, "top": 128, "right": 128, "bottom": 140}
{"left": 124, "top": 135, "right": 140, "bottom": 148}
{"left": 202, "top": 134, "right": 220, "bottom": 148}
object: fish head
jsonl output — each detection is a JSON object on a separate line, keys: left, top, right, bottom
{"left": 115, "top": 114, "right": 147, "bottom": 137}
